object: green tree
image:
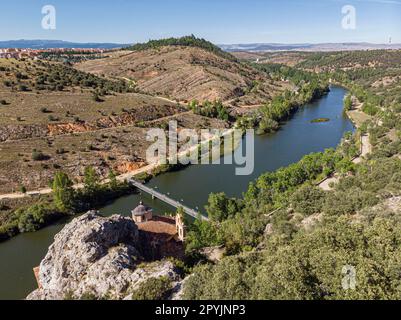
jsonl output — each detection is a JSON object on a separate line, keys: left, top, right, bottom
{"left": 290, "top": 185, "right": 326, "bottom": 216}
{"left": 185, "top": 219, "right": 222, "bottom": 252}
{"left": 344, "top": 94, "right": 353, "bottom": 111}
{"left": 108, "top": 170, "right": 118, "bottom": 190}
{"left": 205, "top": 192, "right": 241, "bottom": 222}
{"left": 19, "top": 185, "right": 27, "bottom": 194}
{"left": 84, "top": 166, "right": 100, "bottom": 193}
{"left": 52, "top": 172, "right": 75, "bottom": 212}
{"left": 17, "top": 204, "right": 51, "bottom": 233}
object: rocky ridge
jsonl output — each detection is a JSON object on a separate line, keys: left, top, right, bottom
{"left": 27, "top": 211, "right": 181, "bottom": 300}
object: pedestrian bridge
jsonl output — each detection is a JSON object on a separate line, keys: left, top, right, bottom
{"left": 129, "top": 179, "right": 209, "bottom": 221}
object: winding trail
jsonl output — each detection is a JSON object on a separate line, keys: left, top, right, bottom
{"left": 318, "top": 97, "right": 373, "bottom": 191}
{"left": 318, "top": 134, "right": 372, "bottom": 191}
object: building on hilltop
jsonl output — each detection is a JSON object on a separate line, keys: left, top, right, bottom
{"left": 132, "top": 201, "right": 153, "bottom": 223}
{"left": 131, "top": 202, "right": 186, "bottom": 241}
{"left": 132, "top": 201, "right": 186, "bottom": 260}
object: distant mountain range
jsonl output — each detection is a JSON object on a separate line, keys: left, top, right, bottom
{"left": 0, "top": 40, "right": 128, "bottom": 49}
{"left": 1, "top": 39, "right": 401, "bottom": 52}
{"left": 219, "top": 42, "right": 401, "bottom": 52}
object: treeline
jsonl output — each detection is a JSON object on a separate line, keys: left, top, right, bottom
{"left": 297, "top": 50, "right": 401, "bottom": 70}
{"left": 39, "top": 52, "right": 105, "bottom": 64}
{"left": 235, "top": 81, "right": 329, "bottom": 134}
{"left": 0, "top": 168, "right": 135, "bottom": 242}
{"left": 328, "top": 72, "right": 383, "bottom": 116}
{"left": 183, "top": 138, "right": 401, "bottom": 299}
{"left": 188, "top": 99, "right": 231, "bottom": 121}
{"left": 185, "top": 134, "right": 359, "bottom": 253}
{"left": 2, "top": 60, "right": 133, "bottom": 94}
{"left": 33, "top": 62, "right": 133, "bottom": 94}
{"left": 241, "top": 62, "right": 330, "bottom": 133}
{"left": 125, "top": 35, "right": 237, "bottom": 62}
{"left": 296, "top": 50, "right": 401, "bottom": 113}
{"left": 258, "top": 82, "right": 329, "bottom": 134}
{"left": 252, "top": 62, "right": 323, "bottom": 86}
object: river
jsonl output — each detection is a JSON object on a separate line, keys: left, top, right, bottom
{"left": 0, "top": 86, "right": 353, "bottom": 300}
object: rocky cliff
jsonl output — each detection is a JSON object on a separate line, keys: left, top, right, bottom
{"left": 27, "top": 211, "right": 181, "bottom": 300}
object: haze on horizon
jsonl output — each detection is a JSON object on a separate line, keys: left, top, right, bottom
{"left": 0, "top": 0, "right": 400, "bottom": 45}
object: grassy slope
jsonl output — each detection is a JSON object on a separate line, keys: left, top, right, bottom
{"left": 76, "top": 46, "right": 288, "bottom": 105}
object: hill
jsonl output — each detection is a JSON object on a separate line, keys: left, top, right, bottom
{"left": 220, "top": 42, "right": 401, "bottom": 52}
{"left": 76, "top": 38, "right": 288, "bottom": 105}
{"left": 0, "top": 57, "right": 229, "bottom": 195}
{"left": 126, "top": 35, "right": 237, "bottom": 61}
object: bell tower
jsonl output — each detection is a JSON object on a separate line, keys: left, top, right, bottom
{"left": 175, "top": 211, "right": 186, "bottom": 242}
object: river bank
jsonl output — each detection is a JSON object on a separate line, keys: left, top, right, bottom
{"left": 0, "top": 83, "right": 329, "bottom": 242}
{"left": 0, "top": 126, "right": 240, "bottom": 242}
{"left": 0, "top": 86, "right": 353, "bottom": 299}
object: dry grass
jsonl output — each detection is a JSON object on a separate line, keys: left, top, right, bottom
{"left": 76, "top": 46, "right": 285, "bottom": 105}
{"left": 0, "top": 91, "right": 181, "bottom": 125}
{"left": 0, "top": 112, "right": 228, "bottom": 193}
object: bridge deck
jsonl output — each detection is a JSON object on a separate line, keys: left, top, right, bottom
{"left": 129, "top": 179, "right": 209, "bottom": 221}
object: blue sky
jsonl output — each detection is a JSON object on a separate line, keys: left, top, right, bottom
{"left": 0, "top": 0, "right": 400, "bottom": 44}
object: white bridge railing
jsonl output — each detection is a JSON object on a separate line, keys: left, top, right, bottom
{"left": 129, "top": 179, "right": 209, "bottom": 221}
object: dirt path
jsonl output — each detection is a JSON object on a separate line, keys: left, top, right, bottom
{"left": 317, "top": 175, "right": 339, "bottom": 191}
{"left": 318, "top": 134, "right": 372, "bottom": 191}
{"left": 346, "top": 100, "right": 372, "bottom": 128}
{"left": 0, "top": 129, "right": 235, "bottom": 201}
{"left": 352, "top": 135, "right": 372, "bottom": 164}
{"left": 144, "top": 111, "right": 192, "bottom": 124}
{"left": 0, "top": 164, "right": 155, "bottom": 201}
{"left": 318, "top": 97, "right": 373, "bottom": 191}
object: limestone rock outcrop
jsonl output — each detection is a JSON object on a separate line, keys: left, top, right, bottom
{"left": 27, "top": 211, "right": 180, "bottom": 300}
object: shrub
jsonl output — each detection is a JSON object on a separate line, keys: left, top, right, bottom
{"left": 18, "top": 84, "right": 29, "bottom": 92}
{"left": 362, "top": 102, "right": 379, "bottom": 116}
{"left": 17, "top": 205, "right": 52, "bottom": 233}
{"left": 130, "top": 277, "right": 173, "bottom": 300}
{"left": 92, "top": 93, "right": 103, "bottom": 102}
{"left": 40, "top": 107, "right": 51, "bottom": 113}
{"left": 31, "top": 150, "right": 48, "bottom": 161}
{"left": 15, "top": 72, "right": 28, "bottom": 80}
{"left": 323, "top": 189, "right": 379, "bottom": 216}
{"left": 290, "top": 185, "right": 326, "bottom": 216}
{"left": 48, "top": 115, "right": 58, "bottom": 122}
